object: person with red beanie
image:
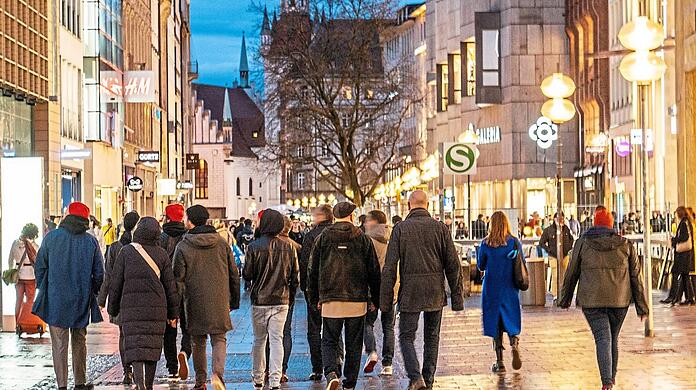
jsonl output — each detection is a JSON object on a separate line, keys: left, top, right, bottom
{"left": 559, "top": 206, "right": 649, "bottom": 390}
{"left": 32, "top": 202, "right": 104, "bottom": 390}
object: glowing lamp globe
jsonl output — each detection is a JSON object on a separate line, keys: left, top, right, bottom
{"left": 541, "top": 98, "right": 576, "bottom": 124}
{"left": 541, "top": 73, "right": 576, "bottom": 99}
{"left": 619, "top": 50, "right": 667, "bottom": 83}
{"left": 618, "top": 16, "right": 665, "bottom": 52}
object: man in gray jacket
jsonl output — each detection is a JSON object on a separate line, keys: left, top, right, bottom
{"left": 173, "top": 205, "right": 240, "bottom": 390}
{"left": 381, "top": 190, "right": 464, "bottom": 390}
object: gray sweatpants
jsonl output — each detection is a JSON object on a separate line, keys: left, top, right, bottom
{"left": 191, "top": 333, "right": 227, "bottom": 386}
{"left": 50, "top": 326, "right": 87, "bottom": 388}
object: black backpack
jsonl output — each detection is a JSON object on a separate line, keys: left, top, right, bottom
{"left": 161, "top": 233, "right": 183, "bottom": 259}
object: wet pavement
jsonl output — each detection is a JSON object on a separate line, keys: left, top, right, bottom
{"left": 2, "top": 290, "right": 696, "bottom": 389}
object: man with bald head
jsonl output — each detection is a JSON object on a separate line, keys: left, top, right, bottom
{"left": 381, "top": 190, "right": 464, "bottom": 390}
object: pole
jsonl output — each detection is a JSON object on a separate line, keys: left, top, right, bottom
{"left": 556, "top": 126, "right": 564, "bottom": 305}
{"left": 640, "top": 83, "right": 654, "bottom": 337}
{"left": 439, "top": 143, "right": 445, "bottom": 222}
{"left": 467, "top": 175, "right": 472, "bottom": 236}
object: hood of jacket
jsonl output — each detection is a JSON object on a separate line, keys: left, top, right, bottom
{"left": 162, "top": 221, "right": 186, "bottom": 238}
{"left": 133, "top": 217, "right": 162, "bottom": 246}
{"left": 258, "top": 209, "right": 285, "bottom": 237}
{"left": 182, "top": 225, "right": 220, "bottom": 249}
{"left": 366, "top": 224, "right": 390, "bottom": 244}
{"left": 119, "top": 230, "right": 133, "bottom": 246}
{"left": 322, "top": 221, "right": 362, "bottom": 242}
{"left": 583, "top": 226, "right": 625, "bottom": 251}
{"left": 59, "top": 214, "right": 90, "bottom": 235}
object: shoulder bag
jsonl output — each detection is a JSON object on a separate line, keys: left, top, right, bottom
{"left": 2, "top": 250, "right": 27, "bottom": 285}
{"left": 676, "top": 221, "right": 693, "bottom": 253}
{"left": 513, "top": 239, "right": 530, "bottom": 291}
{"left": 131, "top": 243, "right": 161, "bottom": 278}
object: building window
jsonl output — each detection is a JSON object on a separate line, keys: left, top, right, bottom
{"left": 297, "top": 172, "right": 306, "bottom": 189}
{"left": 236, "top": 177, "right": 241, "bottom": 196}
{"left": 448, "top": 53, "right": 461, "bottom": 104}
{"left": 475, "top": 12, "right": 502, "bottom": 105}
{"left": 196, "top": 160, "right": 208, "bottom": 199}
{"left": 340, "top": 112, "right": 351, "bottom": 128}
{"left": 249, "top": 178, "right": 253, "bottom": 196}
{"left": 436, "top": 64, "right": 448, "bottom": 112}
{"left": 462, "top": 41, "right": 476, "bottom": 96}
{"left": 297, "top": 145, "right": 305, "bottom": 158}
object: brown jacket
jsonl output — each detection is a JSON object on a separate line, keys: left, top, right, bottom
{"left": 366, "top": 224, "right": 399, "bottom": 304}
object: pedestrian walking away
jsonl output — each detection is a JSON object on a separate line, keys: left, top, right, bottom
{"left": 7, "top": 223, "right": 39, "bottom": 321}
{"left": 538, "top": 212, "right": 574, "bottom": 298}
{"left": 298, "top": 204, "right": 334, "bottom": 381}
{"left": 173, "top": 205, "right": 241, "bottom": 390}
{"left": 380, "top": 190, "right": 464, "bottom": 390}
{"left": 477, "top": 211, "right": 524, "bottom": 373}
{"left": 362, "top": 210, "right": 396, "bottom": 376}
{"left": 159, "top": 203, "right": 192, "bottom": 381}
{"left": 97, "top": 210, "right": 140, "bottom": 385}
{"left": 107, "top": 217, "right": 180, "bottom": 390}
{"left": 307, "top": 201, "right": 381, "bottom": 390}
{"left": 559, "top": 206, "right": 649, "bottom": 390}
{"left": 244, "top": 210, "right": 300, "bottom": 389}
{"left": 32, "top": 202, "right": 104, "bottom": 390}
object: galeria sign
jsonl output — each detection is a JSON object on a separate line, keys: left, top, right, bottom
{"left": 443, "top": 143, "right": 479, "bottom": 175}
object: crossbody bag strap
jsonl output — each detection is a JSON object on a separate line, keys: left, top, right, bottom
{"left": 131, "top": 243, "right": 160, "bottom": 278}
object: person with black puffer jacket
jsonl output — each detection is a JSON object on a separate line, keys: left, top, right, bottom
{"left": 107, "top": 217, "right": 179, "bottom": 390}
{"left": 244, "top": 209, "right": 299, "bottom": 390}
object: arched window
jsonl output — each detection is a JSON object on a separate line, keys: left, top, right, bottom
{"left": 195, "top": 159, "right": 208, "bottom": 199}
{"left": 249, "top": 178, "right": 253, "bottom": 196}
{"left": 236, "top": 177, "right": 241, "bottom": 196}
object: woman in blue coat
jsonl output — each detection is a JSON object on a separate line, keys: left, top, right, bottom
{"left": 477, "top": 211, "right": 523, "bottom": 373}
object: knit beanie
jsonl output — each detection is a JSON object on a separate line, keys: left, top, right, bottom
{"left": 186, "top": 204, "right": 210, "bottom": 226}
{"left": 594, "top": 208, "right": 614, "bottom": 228}
{"left": 165, "top": 204, "right": 185, "bottom": 222}
{"left": 67, "top": 202, "right": 90, "bottom": 220}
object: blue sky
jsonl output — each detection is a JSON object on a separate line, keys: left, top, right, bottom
{"left": 191, "top": 0, "right": 274, "bottom": 86}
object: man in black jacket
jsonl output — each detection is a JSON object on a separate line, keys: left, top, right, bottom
{"left": 160, "top": 204, "right": 191, "bottom": 381}
{"left": 307, "top": 202, "right": 381, "bottom": 390}
{"left": 471, "top": 214, "right": 487, "bottom": 239}
{"left": 538, "top": 212, "right": 574, "bottom": 298}
{"left": 299, "top": 204, "right": 334, "bottom": 381}
{"left": 381, "top": 190, "right": 464, "bottom": 390}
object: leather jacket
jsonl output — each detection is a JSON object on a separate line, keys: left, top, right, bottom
{"left": 307, "top": 222, "right": 381, "bottom": 308}
{"left": 298, "top": 220, "right": 332, "bottom": 291}
{"left": 559, "top": 227, "right": 649, "bottom": 315}
{"left": 243, "top": 235, "right": 300, "bottom": 306}
{"left": 539, "top": 223, "right": 574, "bottom": 258}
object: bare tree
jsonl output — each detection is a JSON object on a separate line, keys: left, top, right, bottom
{"left": 259, "top": 0, "right": 423, "bottom": 207}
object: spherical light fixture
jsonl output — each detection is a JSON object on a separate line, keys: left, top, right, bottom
{"left": 618, "top": 16, "right": 665, "bottom": 52}
{"left": 619, "top": 50, "right": 667, "bottom": 83}
{"left": 541, "top": 73, "right": 576, "bottom": 99}
{"left": 541, "top": 98, "right": 576, "bottom": 124}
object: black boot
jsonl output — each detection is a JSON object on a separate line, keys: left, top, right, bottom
{"left": 660, "top": 276, "right": 678, "bottom": 304}
{"left": 681, "top": 275, "right": 695, "bottom": 305}
{"left": 670, "top": 276, "right": 684, "bottom": 306}
{"left": 510, "top": 336, "right": 522, "bottom": 370}
{"left": 491, "top": 337, "right": 506, "bottom": 373}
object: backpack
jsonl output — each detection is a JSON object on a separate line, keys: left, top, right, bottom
{"left": 162, "top": 233, "right": 183, "bottom": 259}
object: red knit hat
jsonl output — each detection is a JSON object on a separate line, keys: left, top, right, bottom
{"left": 594, "top": 208, "right": 614, "bottom": 228}
{"left": 67, "top": 202, "right": 90, "bottom": 220}
{"left": 165, "top": 203, "right": 185, "bottom": 222}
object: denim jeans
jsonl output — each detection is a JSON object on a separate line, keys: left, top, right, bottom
{"left": 265, "top": 298, "right": 295, "bottom": 373}
{"left": 163, "top": 297, "right": 192, "bottom": 374}
{"left": 399, "top": 310, "right": 443, "bottom": 387}
{"left": 252, "top": 305, "right": 289, "bottom": 387}
{"left": 582, "top": 307, "right": 629, "bottom": 386}
{"left": 322, "top": 315, "right": 365, "bottom": 389}
{"left": 364, "top": 305, "right": 396, "bottom": 366}
{"left": 191, "top": 333, "right": 227, "bottom": 387}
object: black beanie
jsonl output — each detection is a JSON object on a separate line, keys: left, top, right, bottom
{"left": 186, "top": 204, "right": 210, "bottom": 226}
{"left": 123, "top": 211, "right": 140, "bottom": 232}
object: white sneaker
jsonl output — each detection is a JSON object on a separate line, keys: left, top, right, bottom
{"left": 363, "top": 352, "right": 379, "bottom": 373}
{"left": 380, "top": 365, "right": 393, "bottom": 376}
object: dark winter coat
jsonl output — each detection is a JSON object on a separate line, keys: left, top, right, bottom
{"left": 298, "top": 220, "right": 332, "bottom": 292}
{"left": 107, "top": 218, "right": 179, "bottom": 363}
{"left": 538, "top": 223, "right": 574, "bottom": 258}
{"left": 174, "top": 225, "right": 240, "bottom": 335}
{"left": 243, "top": 210, "right": 300, "bottom": 306}
{"left": 33, "top": 215, "right": 104, "bottom": 328}
{"left": 381, "top": 208, "right": 464, "bottom": 313}
{"left": 672, "top": 218, "right": 695, "bottom": 274}
{"left": 307, "top": 221, "right": 381, "bottom": 308}
{"left": 160, "top": 221, "right": 186, "bottom": 259}
{"left": 559, "top": 227, "right": 649, "bottom": 316}
{"left": 98, "top": 230, "right": 133, "bottom": 324}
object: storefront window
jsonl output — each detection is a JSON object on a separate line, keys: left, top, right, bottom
{"left": 437, "top": 64, "right": 448, "bottom": 112}
{"left": 0, "top": 96, "right": 33, "bottom": 157}
{"left": 462, "top": 41, "right": 476, "bottom": 96}
{"left": 448, "top": 53, "right": 461, "bottom": 104}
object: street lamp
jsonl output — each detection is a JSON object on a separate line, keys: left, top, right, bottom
{"left": 457, "top": 124, "right": 480, "bottom": 230}
{"left": 540, "top": 72, "right": 576, "bottom": 305}
{"left": 618, "top": 15, "right": 667, "bottom": 338}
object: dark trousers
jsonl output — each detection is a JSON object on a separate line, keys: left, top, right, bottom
{"left": 119, "top": 326, "right": 131, "bottom": 374}
{"left": 399, "top": 310, "right": 443, "bottom": 387}
{"left": 265, "top": 297, "right": 295, "bottom": 373}
{"left": 132, "top": 360, "right": 157, "bottom": 390}
{"left": 364, "top": 306, "right": 396, "bottom": 366}
{"left": 163, "top": 299, "right": 192, "bottom": 374}
{"left": 582, "top": 307, "right": 629, "bottom": 386}
{"left": 306, "top": 295, "right": 324, "bottom": 374}
{"left": 322, "top": 316, "right": 365, "bottom": 389}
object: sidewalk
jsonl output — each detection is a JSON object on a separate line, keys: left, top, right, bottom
{"left": 4, "top": 291, "right": 696, "bottom": 389}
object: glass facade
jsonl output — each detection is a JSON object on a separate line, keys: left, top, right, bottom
{"left": 0, "top": 96, "right": 33, "bottom": 157}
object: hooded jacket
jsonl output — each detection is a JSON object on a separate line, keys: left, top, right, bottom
{"left": 307, "top": 221, "right": 381, "bottom": 308}
{"left": 98, "top": 226, "right": 136, "bottom": 313}
{"left": 173, "top": 224, "right": 240, "bottom": 335}
{"left": 559, "top": 227, "right": 649, "bottom": 315}
{"left": 243, "top": 210, "right": 300, "bottom": 306}
{"left": 160, "top": 221, "right": 186, "bottom": 260}
{"left": 33, "top": 215, "right": 104, "bottom": 328}
{"left": 107, "top": 217, "right": 179, "bottom": 363}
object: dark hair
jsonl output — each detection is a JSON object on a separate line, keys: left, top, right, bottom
{"left": 244, "top": 219, "right": 252, "bottom": 226}
{"left": 358, "top": 214, "right": 367, "bottom": 224}
{"left": 21, "top": 223, "right": 39, "bottom": 240}
{"left": 315, "top": 204, "right": 334, "bottom": 222}
{"left": 676, "top": 206, "right": 691, "bottom": 221}
{"left": 367, "top": 210, "right": 387, "bottom": 225}
{"left": 239, "top": 217, "right": 246, "bottom": 223}
{"left": 478, "top": 214, "right": 484, "bottom": 219}
{"left": 391, "top": 215, "right": 402, "bottom": 224}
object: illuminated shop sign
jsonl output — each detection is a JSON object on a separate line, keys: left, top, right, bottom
{"left": 474, "top": 125, "right": 501, "bottom": 145}
{"left": 137, "top": 151, "right": 160, "bottom": 163}
{"left": 60, "top": 149, "right": 92, "bottom": 160}
{"left": 100, "top": 71, "right": 156, "bottom": 103}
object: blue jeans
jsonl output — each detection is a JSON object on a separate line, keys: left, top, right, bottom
{"left": 399, "top": 310, "right": 443, "bottom": 387}
{"left": 364, "top": 306, "right": 396, "bottom": 366}
{"left": 582, "top": 307, "right": 628, "bottom": 386}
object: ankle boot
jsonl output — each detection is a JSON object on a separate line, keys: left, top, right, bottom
{"left": 670, "top": 277, "right": 684, "bottom": 306}
{"left": 491, "top": 337, "right": 506, "bottom": 373}
{"left": 510, "top": 336, "right": 522, "bottom": 370}
{"left": 682, "top": 275, "right": 695, "bottom": 304}
{"left": 660, "top": 277, "right": 678, "bottom": 304}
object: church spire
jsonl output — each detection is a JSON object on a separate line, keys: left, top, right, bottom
{"left": 222, "top": 88, "right": 232, "bottom": 122}
{"left": 239, "top": 32, "right": 249, "bottom": 89}
{"left": 261, "top": 6, "right": 271, "bottom": 35}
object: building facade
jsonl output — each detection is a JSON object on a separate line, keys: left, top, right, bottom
{"left": 676, "top": 0, "right": 696, "bottom": 206}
